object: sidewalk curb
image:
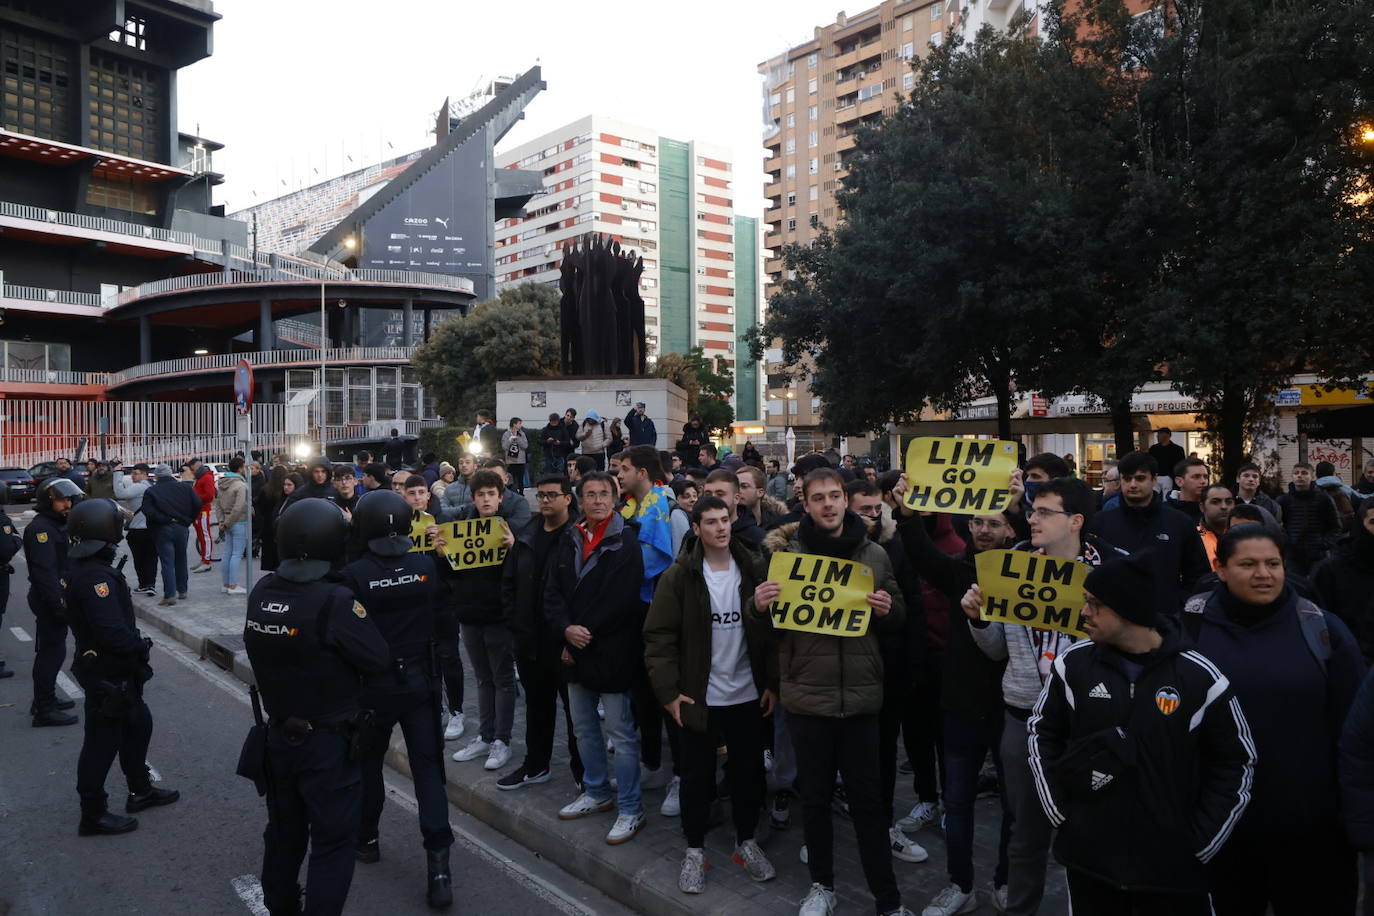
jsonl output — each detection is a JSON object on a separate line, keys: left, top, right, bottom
{"left": 131, "top": 594, "right": 710, "bottom": 916}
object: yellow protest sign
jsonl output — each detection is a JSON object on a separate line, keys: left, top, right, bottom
{"left": 903, "top": 437, "right": 1018, "bottom": 516}
{"left": 766, "top": 551, "right": 875, "bottom": 638}
{"left": 439, "top": 517, "right": 509, "bottom": 571}
{"left": 408, "top": 513, "right": 436, "bottom": 553}
{"left": 974, "top": 549, "right": 1091, "bottom": 637}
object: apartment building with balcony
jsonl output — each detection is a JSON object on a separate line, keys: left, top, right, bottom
{"left": 493, "top": 116, "right": 762, "bottom": 421}
{"left": 0, "top": 1, "right": 533, "bottom": 461}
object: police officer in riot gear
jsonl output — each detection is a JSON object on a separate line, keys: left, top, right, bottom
{"left": 0, "top": 509, "right": 21, "bottom": 680}
{"left": 26, "top": 476, "right": 84, "bottom": 726}
{"left": 65, "top": 498, "right": 180, "bottom": 835}
{"left": 342, "top": 489, "right": 454, "bottom": 909}
{"left": 244, "top": 497, "right": 390, "bottom": 916}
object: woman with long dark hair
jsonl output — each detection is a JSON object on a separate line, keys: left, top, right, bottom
{"left": 255, "top": 467, "right": 298, "bottom": 570}
{"left": 1185, "top": 525, "right": 1364, "bottom": 915}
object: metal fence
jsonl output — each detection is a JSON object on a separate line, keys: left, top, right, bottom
{"left": 0, "top": 399, "right": 293, "bottom": 470}
{"left": 105, "top": 347, "right": 415, "bottom": 386}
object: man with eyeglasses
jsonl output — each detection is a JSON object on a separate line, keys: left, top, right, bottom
{"left": 890, "top": 478, "right": 1018, "bottom": 916}
{"left": 498, "top": 475, "right": 584, "bottom": 792}
{"left": 1088, "top": 451, "right": 1210, "bottom": 613}
{"left": 959, "top": 476, "right": 1124, "bottom": 916}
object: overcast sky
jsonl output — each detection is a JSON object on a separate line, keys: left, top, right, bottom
{"left": 179, "top": 0, "right": 848, "bottom": 220}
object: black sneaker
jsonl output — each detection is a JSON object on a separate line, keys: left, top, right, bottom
{"left": 355, "top": 835, "right": 380, "bottom": 864}
{"left": 497, "top": 766, "right": 552, "bottom": 791}
{"left": 126, "top": 786, "right": 180, "bottom": 813}
{"left": 770, "top": 789, "right": 792, "bottom": 830}
{"left": 832, "top": 783, "right": 850, "bottom": 819}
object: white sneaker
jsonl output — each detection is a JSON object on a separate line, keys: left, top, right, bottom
{"left": 223, "top": 585, "right": 247, "bottom": 595}
{"left": 923, "top": 884, "right": 977, "bottom": 916}
{"left": 896, "top": 800, "right": 940, "bottom": 831}
{"left": 641, "top": 765, "right": 669, "bottom": 790}
{"left": 452, "top": 737, "right": 490, "bottom": 762}
{"left": 732, "top": 838, "right": 776, "bottom": 882}
{"left": 990, "top": 883, "right": 1008, "bottom": 913}
{"left": 484, "top": 740, "right": 511, "bottom": 771}
{"left": 763, "top": 748, "right": 775, "bottom": 773}
{"left": 443, "top": 713, "right": 466, "bottom": 741}
{"left": 889, "top": 826, "right": 930, "bottom": 863}
{"left": 193, "top": 562, "right": 212, "bottom": 573}
{"left": 798, "top": 882, "right": 835, "bottom": 916}
{"left": 660, "top": 775, "right": 681, "bottom": 816}
{"left": 558, "top": 792, "right": 616, "bottom": 820}
{"left": 799, "top": 844, "right": 808, "bottom": 864}
{"left": 605, "top": 811, "right": 645, "bottom": 845}
{"left": 679, "top": 847, "right": 707, "bottom": 894}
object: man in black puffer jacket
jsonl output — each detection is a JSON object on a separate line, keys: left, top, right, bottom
{"left": 1313, "top": 496, "right": 1374, "bottom": 661}
{"left": 1087, "top": 451, "right": 1208, "bottom": 614}
{"left": 1277, "top": 462, "right": 1341, "bottom": 576}
{"left": 1030, "top": 555, "right": 1256, "bottom": 915}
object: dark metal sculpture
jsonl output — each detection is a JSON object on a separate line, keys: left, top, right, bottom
{"left": 558, "top": 233, "right": 646, "bottom": 376}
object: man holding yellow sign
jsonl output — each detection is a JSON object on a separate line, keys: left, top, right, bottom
{"left": 751, "top": 467, "right": 910, "bottom": 916}
{"left": 903, "top": 437, "right": 1019, "bottom": 516}
{"left": 958, "top": 477, "right": 1124, "bottom": 916}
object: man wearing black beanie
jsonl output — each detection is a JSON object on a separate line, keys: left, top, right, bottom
{"left": 1027, "top": 554, "right": 1257, "bottom": 915}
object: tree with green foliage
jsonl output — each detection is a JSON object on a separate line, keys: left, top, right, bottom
{"left": 1127, "top": 0, "right": 1374, "bottom": 480}
{"left": 412, "top": 282, "right": 561, "bottom": 422}
{"left": 653, "top": 346, "right": 735, "bottom": 433}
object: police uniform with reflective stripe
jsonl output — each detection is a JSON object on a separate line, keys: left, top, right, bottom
{"left": 24, "top": 507, "right": 71, "bottom": 711}
{"left": 243, "top": 572, "right": 390, "bottom": 916}
{"left": 342, "top": 550, "right": 453, "bottom": 852}
{"left": 65, "top": 550, "right": 158, "bottom": 812}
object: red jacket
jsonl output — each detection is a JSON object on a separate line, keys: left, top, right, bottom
{"left": 193, "top": 468, "right": 216, "bottom": 510}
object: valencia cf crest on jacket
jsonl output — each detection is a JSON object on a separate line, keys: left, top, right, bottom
{"left": 94, "top": 582, "right": 109, "bottom": 598}
{"left": 1155, "top": 686, "right": 1181, "bottom": 716}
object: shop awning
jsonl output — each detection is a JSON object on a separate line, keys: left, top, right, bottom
{"left": 1297, "top": 405, "right": 1374, "bottom": 439}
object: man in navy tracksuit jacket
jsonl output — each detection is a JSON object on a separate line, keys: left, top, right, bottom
{"left": 1029, "top": 555, "right": 1256, "bottom": 915}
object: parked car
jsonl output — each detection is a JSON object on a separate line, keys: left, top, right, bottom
{"left": 0, "top": 468, "right": 36, "bottom": 503}
{"left": 28, "top": 461, "right": 86, "bottom": 488}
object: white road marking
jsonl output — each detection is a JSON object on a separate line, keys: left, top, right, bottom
{"left": 10, "top": 626, "right": 31, "bottom": 642}
{"left": 55, "top": 671, "right": 84, "bottom": 700}
{"left": 230, "top": 874, "right": 269, "bottom": 916}
{"left": 147, "top": 763, "right": 162, "bottom": 782}
{"left": 154, "top": 629, "right": 600, "bottom": 916}
{"left": 383, "top": 783, "right": 595, "bottom": 916}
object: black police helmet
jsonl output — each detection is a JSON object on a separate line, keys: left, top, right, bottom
{"left": 37, "top": 476, "right": 84, "bottom": 511}
{"left": 353, "top": 489, "right": 412, "bottom": 557}
{"left": 275, "top": 497, "right": 346, "bottom": 581}
{"left": 68, "top": 498, "right": 125, "bottom": 558}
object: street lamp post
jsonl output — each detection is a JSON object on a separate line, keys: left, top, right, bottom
{"left": 319, "top": 236, "right": 357, "bottom": 459}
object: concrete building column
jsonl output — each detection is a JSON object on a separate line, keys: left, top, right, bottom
{"left": 423, "top": 309, "right": 432, "bottom": 342}
{"left": 138, "top": 316, "right": 151, "bottom": 364}
{"left": 257, "top": 297, "right": 274, "bottom": 352}
{"left": 402, "top": 298, "right": 414, "bottom": 347}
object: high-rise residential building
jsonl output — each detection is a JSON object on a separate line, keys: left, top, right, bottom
{"left": 494, "top": 116, "right": 761, "bottom": 421}
{"left": 757, "top": 0, "right": 950, "bottom": 445}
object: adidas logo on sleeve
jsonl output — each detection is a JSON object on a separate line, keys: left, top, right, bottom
{"left": 1090, "top": 770, "right": 1114, "bottom": 791}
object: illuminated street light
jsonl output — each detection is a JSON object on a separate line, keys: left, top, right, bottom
{"left": 293, "top": 441, "right": 312, "bottom": 459}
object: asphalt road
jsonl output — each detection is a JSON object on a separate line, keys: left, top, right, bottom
{"left": 0, "top": 510, "right": 632, "bottom": 916}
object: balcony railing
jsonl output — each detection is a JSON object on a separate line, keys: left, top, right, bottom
{"left": 0, "top": 199, "right": 199, "bottom": 247}
{"left": 2, "top": 283, "right": 103, "bottom": 307}
{"left": 105, "top": 346, "right": 417, "bottom": 387}
{"left": 0, "top": 367, "right": 111, "bottom": 386}
{"left": 113, "top": 266, "right": 474, "bottom": 307}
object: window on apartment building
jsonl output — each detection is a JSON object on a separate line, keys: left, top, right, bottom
{"left": 810, "top": 213, "right": 819, "bottom": 228}
{"left": 808, "top": 158, "right": 818, "bottom": 174}
{"left": 809, "top": 131, "right": 818, "bottom": 148}
{"left": 931, "top": 1, "right": 943, "bottom": 18}
{"left": 786, "top": 164, "right": 796, "bottom": 179}
{"left": 902, "top": 14, "right": 914, "bottom": 29}
{"left": 787, "top": 218, "right": 797, "bottom": 231}
{"left": 930, "top": 31, "right": 943, "bottom": 47}
{"left": 809, "top": 185, "right": 818, "bottom": 201}
{"left": 809, "top": 78, "right": 818, "bottom": 94}
{"left": 786, "top": 113, "right": 795, "bottom": 128}
{"left": 901, "top": 42, "right": 915, "bottom": 59}
{"left": 807, "top": 52, "right": 817, "bottom": 68}
{"left": 785, "top": 138, "right": 795, "bottom": 154}
{"left": 641, "top": 277, "right": 657, "bottom": 288}
{"left": 904, "top": 72, "right": 916, "bottom": 90}
{"left": 786, "top": 87, "right": 795, "bottom": 103}
{"left": 769, "top": 92, "right": 781, "bottom": 106}
{"left": 809, "top": 105, "right": 818, "bottom": 121}
{"left": 787, "top": 191, "right": 796, "bottom": 206}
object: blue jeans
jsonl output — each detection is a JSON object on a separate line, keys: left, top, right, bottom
{"left": 221, "top": 521, "right": 249, "bottom": 588}
{"left": 567, "top": 683, "right": 641, "bottom": 815}
{"left": 942, "top": 709, "right": 1011, "bottom": 894}
{"left": 154, "top": 524, "right": 189, "bottom": 599}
